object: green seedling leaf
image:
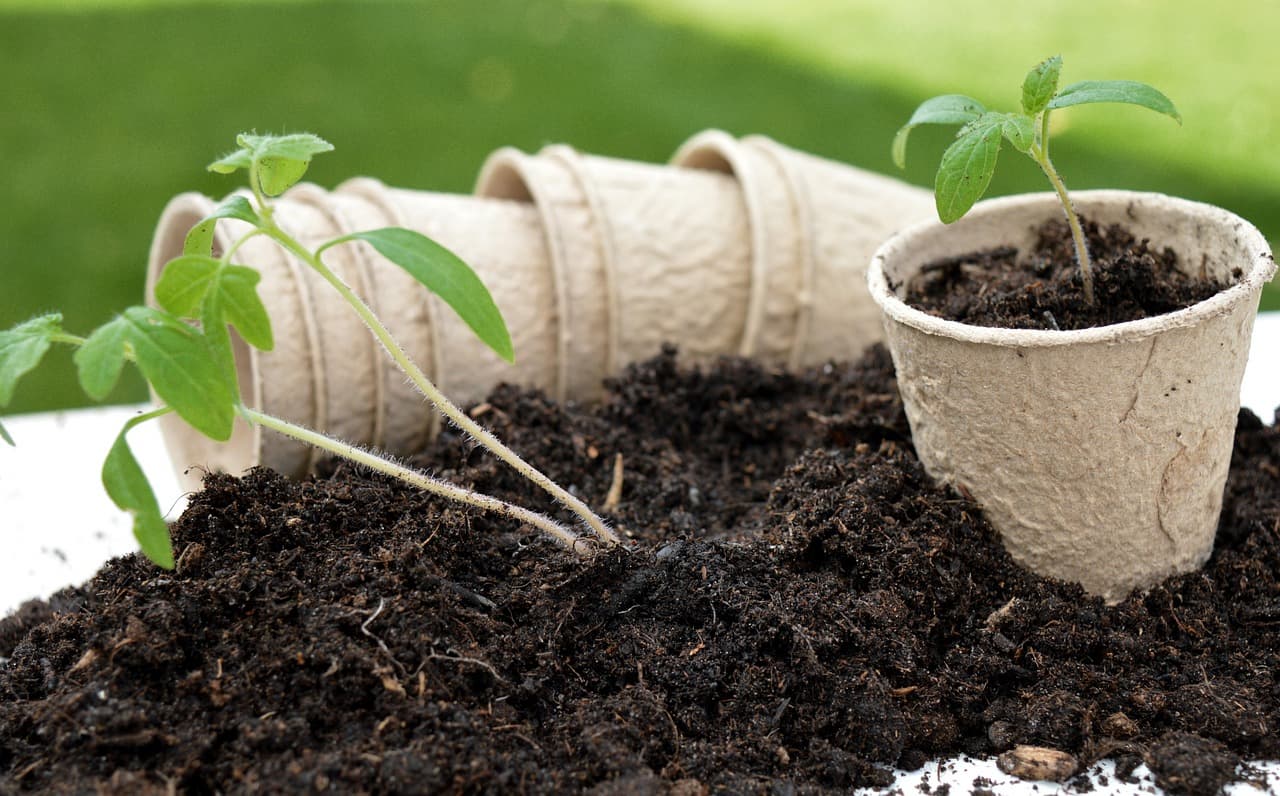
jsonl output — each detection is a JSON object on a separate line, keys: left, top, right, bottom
{"left": 208, "top": 148, "right": 253, "bottom": 175}
{"left": 215, "top": 265, "right": 273, "bottom": 351}
{"left": 75, "top": 316, "right": 130, "bottom": 401}
{"left": 184, "top": 195, "right": 260, "bottom": 256}
{"left": 892, "top": 94, "right": 986, "bottom": 169}
{"left": 349, "top": 228, "right": 515, "bottom": 362}
{"left": 256, "top": 157, "right": 311, "bottom": 197}
{"left": 239, "top": 133, "right": 335, "bottom": 197}
{"left": 935, "top": 116, "right": 1003, "bottom": 223}
{"left": 1048, "top": 80, "right": 1182, "bottom": 123}
{"left": 0, "top": 419, "right": 13, "bottom": 446}
{"left": 0, "top": 314, "right": 62, "bottom": 406}
{"left": 120, "top": 306, "right": 236, "bottom": 440}
{"left": 998, "top": 112, "right": 1035, "bottom": 153}
{"left": 103, "top": 414, "right": 173, "bottom": 568}
{"left": 239, "top": 133, "right": 334, "bottom": 163}
{"left": 155, "top": 254, "right": 220, "bottom": 317}
{"left": 155, "top": 256, "right": 273, "bottom": 352}
{"left": 1022, "top": 55, "right": 1062, "bottom": 116}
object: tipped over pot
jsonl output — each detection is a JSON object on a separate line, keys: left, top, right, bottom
{"left": 868, "top": 190, "right": 1275, "bottom": 601}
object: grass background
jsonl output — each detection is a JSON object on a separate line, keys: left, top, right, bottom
{"left": 1, "top": 0, "right": 1276, "bottom": 413}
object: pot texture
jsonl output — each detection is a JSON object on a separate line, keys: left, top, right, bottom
{"left": 148, "top": 132, "right": 933, "bottom": 489}
{"left": 868, "top": 191, "right": 1276, "bottom": 601}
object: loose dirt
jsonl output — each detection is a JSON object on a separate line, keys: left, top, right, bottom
{"left": 1, "top": 345, "right": 1276, "bottom": 794}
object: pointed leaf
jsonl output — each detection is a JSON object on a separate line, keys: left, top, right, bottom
{"left": 120, "top": 307, "right": 236, "bottom": 440}
{"left": 244, "top": 133, "right": 334, "bottom": 162}
{"left": 155, "top": 255, "right": 220, "bottom": 318}
{"left": 0, "top": 314, "right": 62, "bottom": 406}
{"left": 184, "top": 195, "right": 260, "bottom": 256}
{"left": 216, "top": 265, "right": 273, "bottom": 351}
{"left": 0, "top": 419, "right": 13, "bottom": 446}
{"left": 208, "top": 148, "right": 252, "bottom": 175}
{"left": 998, "top": 113, "right": 1035, "bottom": 153}
{"left": 935, "top": 117, "right": 1003, "bottom": 223}
{"left": 75, "top": 316, "right": 130, "bottom": 401}
{"left": 256, "top": 157, "right": 311, "bottom": 197}
{"left": 1048, "top": 80, "right": 1181, "bottom": 123}
{"left": 349, "top": 228, "right": 514, "bottom": 362}
{"left": 1022, "top": 55, "right": 1062, "bottom": 116}
{"left": 892, "top": 94, "right": 987, "bottom": 169}
{"left": 103, "top": 417, "right": 174, "bottom": 568}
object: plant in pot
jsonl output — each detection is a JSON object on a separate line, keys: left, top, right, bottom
{"left": 873, "top": 56, "right": 1276, "bottom": 601}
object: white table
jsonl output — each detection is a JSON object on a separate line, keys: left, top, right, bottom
{"left": 2, "top": 313, "right": 1278, "bottom": 795}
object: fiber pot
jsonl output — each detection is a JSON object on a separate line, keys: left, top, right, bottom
{"left": 867, "top": 190, "right": 1276, "bottom": 601}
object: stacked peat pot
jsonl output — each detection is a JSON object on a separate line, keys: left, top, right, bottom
{"left": 146, "top": 131, "right": 934, "bottom": 482}
{"left": 869, "top": 192, "right": 1275, "bottom": 601}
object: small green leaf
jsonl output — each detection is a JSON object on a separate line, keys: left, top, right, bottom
{"left": 998, "top": 113, "right": 1035, "bottom": 153}
{"left": 208, "top": 148, "right": 252, "bottom": 174}
{"left": 75, "top": 316, "right": 130, "bottom": 401}
{"left": 242, "top": 133, "right": 334, "bottom": 162}
{"left": 103, "top": 415, "right": 174, "bottom": 569}
{"left": 348, "top": 229, "right": 514, "bottom": 362}
{"left": 255, "top": 157, "right": 311, "bottom": 197}
{"left": 0, "top": 419, "right": 13, "bottom": 446}
{"left": 892, "top": 94, "right": 987, "bottom": 169}
{"left": 1022, "top": 55, "right": 1063, "bottom": 116}
{"left": 935, "top": 117, "right": 1003, "bottom": 223}
{"left": 120, "top": 307, "right": 236, "bottom": 441}
{"left": 184, "top": 195, "right": 260, "bottom": 257}
{"left": 1048, "top": 80, "right": 1182, "bottom": 123}
{"left": 217, "top": 265, "right": 274, "bottom": 351}
{"left": 240, "top": 133, "right": 335, "bottom": 197}
{"left": 0, "top": 314, "right": 62, "bottom": 406}
{"left": 155, "top": 255, "right": 220, "bottom": 318}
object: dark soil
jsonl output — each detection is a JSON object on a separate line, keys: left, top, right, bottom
{"left": 903, "top": 217, "right": 1231, "bottom": 329}
{"left": 2, "top": 346, "right": 1278, "bottom": 794}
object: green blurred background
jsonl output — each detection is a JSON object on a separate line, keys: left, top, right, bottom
{"left": 2, "top": 0, "right": 1276, "bottom": 413}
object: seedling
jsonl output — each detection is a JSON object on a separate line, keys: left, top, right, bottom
{"left": 893, "top": 55, "right": 1181, "bottom": 305}
{"left": 0, "top": 132, "right": 617, "bottom": 568}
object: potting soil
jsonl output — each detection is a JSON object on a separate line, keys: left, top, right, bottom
{"left": 1, "top": 345, "right": 1277, "bottom": 794}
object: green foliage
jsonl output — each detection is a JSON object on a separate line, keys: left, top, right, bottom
{"left": 75, "top": 316, "right": 129, "bottom": 400}
{"left": 895, "top": 55, "right": 1181, "bottom": 225}
{"left": 343, "top": 229, "right": 515, "bottom": 363}
{"left": 209, "top": 132, "right": 334, "bottom": 197}
{"left": 183, "top": 196, "right": 259, "bottom": 257}
{"left": 102, "top": 409, "right": 174, "bottom": 569}
{"left": 0, "top": 314, "right": 61, "bottom": 406}
{"left": 0, "top": 314, "right": 62, "bottom": 445}
{"left": 4, "top": 131, "right": 519, "bottom": 566}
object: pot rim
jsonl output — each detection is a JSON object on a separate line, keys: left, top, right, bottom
{"left": 868, "top": 189, "right": 1276, "bottom": 348}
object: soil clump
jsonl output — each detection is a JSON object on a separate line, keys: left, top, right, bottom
{"left": 903, "top": 217, "right": 1230, "bottom": 329}
{"left": 1, "top": 345, "right": 1277, "bottom": 793}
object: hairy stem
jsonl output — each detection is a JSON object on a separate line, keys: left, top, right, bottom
{"left": 260, "top": 225, "right": 619, "bottom": 547}
{"left": 1031, "top": 111, "right": 1094, "bottom": 305}
{"left": 245, "top": 408, "right": 588, "bottom": 552}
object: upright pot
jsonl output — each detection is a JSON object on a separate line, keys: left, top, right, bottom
{"left": 867, "top": 191, "right": 1275, "bottom": 602}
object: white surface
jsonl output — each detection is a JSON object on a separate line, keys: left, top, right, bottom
{"left": 0, "top": 313, "right": 1277, "bottom": 794}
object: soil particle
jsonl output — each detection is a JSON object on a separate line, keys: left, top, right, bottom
{"left": 1144, "top": 732, "right": 1239, "bottom": 796}
{"left": 903, "top": 217, "right": 1229, "bottom": 329}
{"left": 1, "top": 345, "right": 1278, "bottom": 793}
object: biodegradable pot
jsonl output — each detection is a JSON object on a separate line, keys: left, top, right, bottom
{"left": 148, "top": 132, "right": 933, "bottom": 490}
{"left": 868, "top": 190, "right": 1276, "bottom": 601}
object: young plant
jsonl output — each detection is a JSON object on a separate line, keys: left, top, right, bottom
{"left": 892, "top": 55, "right": 1181, "bottom": 305}
{"left": 1, "top": 132, "right": 617, "bottom": 568}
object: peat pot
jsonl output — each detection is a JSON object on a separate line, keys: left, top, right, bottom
{"left": 867, "top": 191, "right": 1276, "bottom": 602}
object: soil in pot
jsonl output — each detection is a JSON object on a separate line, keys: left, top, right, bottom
{"left": 902, "top": 217, "right": 1231, "bottom": 329}
{"left": 2, "top": 345, "right": 1278, "bottom": 794}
